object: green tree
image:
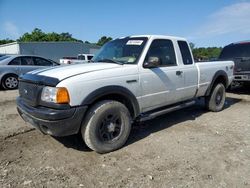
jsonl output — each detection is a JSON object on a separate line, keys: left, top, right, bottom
{"left": 190, "top": 42, "right": 222, "bottom": 61}
{"left": 97, "top": 36, "right": 112, "bottom": 46}
{"left": 192, "top": 47, "right": 222, "bottom": 60}
{"left": 18, "top": 28, "right": 45, "bottom": 42}
{"left": 0, "top": 38, "right": 15, "bottom": 45}
{"left": 18, "top": 28, "right": 81, "bottom": 42}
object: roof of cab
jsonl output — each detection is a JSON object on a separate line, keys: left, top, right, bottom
{"left": 129, "top": 35, "right": 187, "bottom": 41}
{"left": 118, "top": 35, "right": 187, "bottom": 41}
{"left": 231, "top": 40, "right": 250, "bottom": 45}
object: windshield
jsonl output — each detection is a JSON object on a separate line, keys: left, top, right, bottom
{"left": 219, "top": 43, "right": 250, "bottom": 60}
{"left": 92, "top": 37, "right": 148, "bottom": 64}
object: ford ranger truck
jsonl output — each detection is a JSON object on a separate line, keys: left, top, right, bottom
{"left": 17, "top": 35, "right": 234, "bottom": 153}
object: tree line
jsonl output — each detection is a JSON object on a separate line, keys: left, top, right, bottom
{"left": 0, "top": 28, "right": 222, "bottom": 60}
{"left": 190, "top": 43, "right": 222, "bottom": 61}
{"left": 0, "top": 28, "right": 112, "bottom": 47}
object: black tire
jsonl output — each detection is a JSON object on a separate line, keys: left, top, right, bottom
{"left": 205, "top": 83, "right": 226, "bottom": 112}
{"left": 2, "top": 74, "right": 19, "bottom": 90}
{"left": 81, "top": 100, "right": 132, "bottom": 153}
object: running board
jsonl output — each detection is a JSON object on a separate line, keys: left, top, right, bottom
{"left": 139, "top": 100, "right": 196, "bottom": 122}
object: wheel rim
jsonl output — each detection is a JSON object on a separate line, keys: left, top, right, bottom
{"left": 215, "top": 88, "right": 223, "bottom": 105}
{"left": 98, "top": 113, "right": 122, "bottom": 142}
{"left": 5, "top": 77, "right": 18, "bottom": 89}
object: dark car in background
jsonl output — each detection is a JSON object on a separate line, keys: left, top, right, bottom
{"left": 219, "top": 41, "right": 250, "bottom": 86}
{"left": 0, "top": 55, "right": 59, "bottom": 90}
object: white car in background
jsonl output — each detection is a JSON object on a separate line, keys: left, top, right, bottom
{"left": 59, "top": 54, "right": 94, "bottom": 64}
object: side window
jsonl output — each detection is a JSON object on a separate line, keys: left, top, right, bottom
{"left": 178, "top": 41, "right": 193, "bottom": 65}
{"left": 33, "top": 57, "right": 52, "bottom": 66}
{"left": 87, "top": 55, "right": 93, "bottom": 60}
{"left": 78, "top": 55, "right": 85, "bottom": 60}
{"left": 21, "top": 57, "right": 34, "bottom": 66}
{"left": 145, "top": 39, "right": 177, "bottom": 66}
{"left": 8, "top": 57, "right": 21, "bottom": 65}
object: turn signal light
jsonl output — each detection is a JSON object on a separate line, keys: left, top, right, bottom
{"left": 56, "top": 87, "right": 70, "bottom": 104}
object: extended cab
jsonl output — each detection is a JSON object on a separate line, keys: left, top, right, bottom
{"left": 17, "top": 35, "right": 234, "bottom": 153}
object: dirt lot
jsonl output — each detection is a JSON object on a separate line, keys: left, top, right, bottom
{"left": 0, "top": 88, "right": 249, "bottom": 188}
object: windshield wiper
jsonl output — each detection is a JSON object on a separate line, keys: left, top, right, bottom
{"left": 97, "top": 58, "right": 124, "bottom": 65}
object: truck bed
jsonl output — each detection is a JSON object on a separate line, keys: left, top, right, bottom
{"left": 196, "top": 60, "right": 234, "bottom": 97}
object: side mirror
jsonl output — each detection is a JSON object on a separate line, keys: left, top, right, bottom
{"left": 143, "top": 56, "right": 160, "bottom": 68}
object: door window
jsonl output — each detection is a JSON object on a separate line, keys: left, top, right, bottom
{"left": 21, "top": 57, "right": 34, "bottom": 66}
{"left": 33, "top": 57, "right": 52, "bottom": 66}
{"left": 178, "top": 41, "right": 193, "bottom": 65}
{"left": 8, "top": 57, "right": 21, "bottom": 65}
{"left": 87, "top": 55, "right": 93, "bottom": 60}
{"left": 145, "top": 39, "right": 177, "bottom": 67}
{"left": 78, "top": 55, "right": 86, "bottom": 60}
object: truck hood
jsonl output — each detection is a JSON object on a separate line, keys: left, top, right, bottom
{"left": 28, "top": 63, "right": 121, "bottom": 81}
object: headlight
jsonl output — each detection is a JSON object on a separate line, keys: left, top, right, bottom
{"left": 41, "top": 87, "right": 70, "bottom": 104}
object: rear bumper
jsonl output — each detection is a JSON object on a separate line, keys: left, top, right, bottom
{"left": 17, "top": 97, "right": 87, "bottom": 137}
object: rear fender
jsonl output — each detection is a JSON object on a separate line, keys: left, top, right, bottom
{"left": 205, "top": 70, "right": 229, "bottom": 96}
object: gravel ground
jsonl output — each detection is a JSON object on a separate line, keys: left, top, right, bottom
{"left": 0, "top": 87, "right": 249, "bottom": 188}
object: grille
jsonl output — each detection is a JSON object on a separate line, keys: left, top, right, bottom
{"left": 18, "top": 81, "right": 42, "bottom": 106}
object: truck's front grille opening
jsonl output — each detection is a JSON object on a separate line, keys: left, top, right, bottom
{"left": 18, "top": 81, "right": 42, "bottom": 106}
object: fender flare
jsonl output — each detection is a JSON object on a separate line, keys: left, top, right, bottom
{"left": 81, "top": 85, "right": 140, "bottom": 118}
{"left": 205, "top": 70, "right": 229, "bottom": 96}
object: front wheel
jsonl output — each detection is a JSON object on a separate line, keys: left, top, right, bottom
{"left": 81, "top": 100, "right": 132, "bottom": 153}
{"left": 2, "top": 75, "right": 19, "bottom": 90}
{"left": 205, "top": 83, "right": 226, "bottom": 112}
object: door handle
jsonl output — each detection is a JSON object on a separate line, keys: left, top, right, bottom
{"left": 176, "top": 70, "right": 183, "bottom": 76}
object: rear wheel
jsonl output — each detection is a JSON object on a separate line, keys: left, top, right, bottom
{"left": 205, "top": 83, "right": 226, "bottom": 112}
{"left": 2, "top": 75, "right": 19, "bottom": 90}
{"left": 81, "top": 100, "right": 131, "bottom": 153}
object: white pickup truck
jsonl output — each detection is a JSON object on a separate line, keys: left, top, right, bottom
{"left": 17, "top": 35, "right": 234, "bottom": 153}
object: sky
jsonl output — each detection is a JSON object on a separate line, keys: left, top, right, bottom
{"left": 0, "top": 0, "right": 250, "bottom": 47}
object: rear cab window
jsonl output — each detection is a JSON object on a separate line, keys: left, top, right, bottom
{"left": 219, "top": 43, "right": 250, "bottom": 60}
{"left": 178, "top": 41, "right": 193, "bottom": 65}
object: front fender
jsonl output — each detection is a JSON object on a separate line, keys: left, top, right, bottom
{"left": 81, "top": 85, "right": 140, "bottom": 118}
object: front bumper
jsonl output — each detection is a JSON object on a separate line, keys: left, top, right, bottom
{"left": 17, "top": 97, "right": 87, "bottom": 137}
{"left": 234, "top": 74, "right": 250, "bottom": 82}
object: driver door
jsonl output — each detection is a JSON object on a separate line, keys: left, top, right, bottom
{"left": 139, "top": 39, "right": 184, "bottom": 112}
